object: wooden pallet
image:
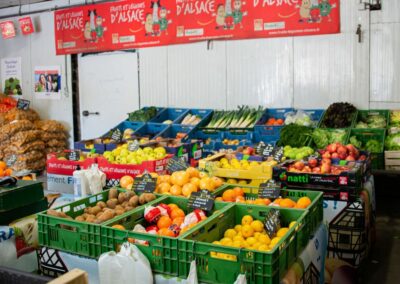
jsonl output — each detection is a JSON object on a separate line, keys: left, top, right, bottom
{"left": 385, "top": 151, "right": 400, "bottom": 170}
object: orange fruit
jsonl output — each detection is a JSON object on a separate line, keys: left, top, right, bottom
{"left": 170, "top": 208, "right": 185, "bottom": 220}
{"left": 158, "top": 174, "right": 171, "bottom": 184}
{"left": 211, "top": 176, "right": 223, "bottom": 188}
{"left": 22, "top": 176, "right": 33, "bottom": 180}
{"left": 215, "top": 197, "right": 223, "bottom": 201}
{"left": 233, "top": 187, "right": 245, "bottom": 197}
{"left": 199, "top": 177, "right": 215, "bottom": 191}
{"left": 198, "top": 171, "right": 208, "bottom": 179}
{"left": 0, "top": 168, "right": 4, "bottom": 177}
{"left": 4, "top": 168, "right": 12, "bottom": 176}
{"left": 274, "top": 198, "right": 282, "bottom": 205}
{"left": 157, "top": 216, "right": 172, "bottom": 229}
{"left": 158, "top": 228, "right": 175, "bottom": 237}
{"left": 170, "top": 185, "right": 182, "bottom": 196}
{"left": 280, "top": 198, "right": 295, "bottom": 208}
{"left": 222, "top": 189, "right": 236, "bottom": 202}
{"left": 190, "top": 177, "right": 201, "bottom": 188}
{"left": 159, "top": 182, "right": 171, "bottom": 194}
{"left": 168, "top": 203, "right": 179, "bottom": 211}
{"left": 296, "top": 197, "right": 312, "bottom": 209}
{"left": 112, "top": 224, "right": 126, "bottom": 230}
{"left": 235, "top": 196, "right": 245, "bottom": 203}
{"left": 120, "top": 175, "right": 134, "bottom": 189}
{"left": 0, "top": 161, "right": 6, "bottom": 170}
{"left": 171, "top": 171, "right": 190, "bottom": 186}
{"left": 186, "top": 167, "right": 200, "bottom": 178}
{"left": 263, "top": 199, "right": 271, "bottom": 206}
{"left": 182, "top": 183, "right": 197, "bottom": 197}
{"left": 172, "top": 217, "right": 184, "bottom": 227}
{"left": 254, "top": 199, "right": 266, "bottom": 206}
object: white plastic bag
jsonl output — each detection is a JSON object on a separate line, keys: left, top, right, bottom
{"left": 186, "top": 260, "right": 198, "bottom": 284}
{"left": 234, "top": 274, "right": 247, "bottom": 284}
{"left": 98, "top": 243, "right": 153, "bottom": 284}
{"left": 85, "top": 164, "right": 106, "bottom": 195}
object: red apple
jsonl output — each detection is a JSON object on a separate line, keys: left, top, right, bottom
{"left": 338, "top": 153, "right": 347, "bottom": 160}
{"left": 312, "top": 167, "right": 321, "bottom": 173}
{"left": 326, "top": 143, "right": 337, "bottom": 154}
{"left": 321, "top": 164, "right": 331, "bottom": 174}
{"left": 346, "top": 155, "right": 355, "bottom": 161}
{"left": 337, "top": 146, "right": 348, "bottom": 156}
{"left": 322, "top": 152, "right": 331, "bottom": 159}
{"left": 358, "top": 155, "right": 367, "bottom": 161}
{"left": 294, "top": 161, "right": 305, "bottom": 171}
{"left": 346, "top": 144, "right": 356, "bottom": 153}
{"left": 331, "top": 153, "right": 339, "bottom": 159}
{"left": 303, "top": 166, "right": 312, "bottom": 173}
{"left": 308, "top": 158, "right": 318, "bottom": 168}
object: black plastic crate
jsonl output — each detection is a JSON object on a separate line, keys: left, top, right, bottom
{"left": 36, "top": 247, "right": 68, "bottom": 278}
{"left": 0, "top": 266, "right": 51, "bottom": 284}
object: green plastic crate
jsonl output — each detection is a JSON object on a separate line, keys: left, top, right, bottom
{"left": 101, "top": 195, "right": 230, "bottom": 276}
{"left": 319, "top": 110, "right": 358, "bottom": 129}
{"left": 213, "top": 184, "right": 323, "bottom": 252}
{"left": 0, "top": 180, "right": 44, "bottom": 211}
{"left": 178, "top": 204, "right": 307, "bottom": 283}
{"left": 38, "top": 189, "right": 160, "bottom": 258}
{"left": 350, "top": 128, "right": 386, "bottom": 169}
{"left": 356, "top": 110, "right": 389, "bottom": 128}
{"left": 310, "top": 128, "right": 350, "bottom": 148}
{"left": 0, "top": 198, "right": 48, "bottom": 225}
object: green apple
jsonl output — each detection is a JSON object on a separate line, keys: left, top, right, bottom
{"left": 154, "top": 147, "right": 166, "bottom": 155}
{"left": 120, "top": 148, "right": 129, "bottom": 157}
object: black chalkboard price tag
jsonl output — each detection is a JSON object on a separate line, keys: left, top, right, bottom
{"left": 255, "top": 141, "right": 266, "bottom": 155}
{"left": 264, "top": 209, "right": 281, "bottom": 239}
{"left": 262, "top": 144, "right": 275, "bottom": 158}
{"left": 111, "top": 128, "right": 122, "bottom": 142}
{"left": 271, "top": 146, "right": 284, "bottom": 162}
{"left": 5, "top": 154, "right": 17, "bottom": 167}
{"left": 128, "top": 140, "right": 140, "bottom": 152}
{"left": 67, "top": 150, "right": 81, "bottom": 161}
{"left": 133, "top": 173, "right": 157, "bottom": 193}
{"left": 259, "top": 180, "right": 281, "bottom": 199}
{"left": 17, "top": 99, "right": 30, "bottom": 110}
{"left": 188, "top": 190, "right": 214, "bottom": 212}
{"left": 166, "top": 156, "right": 188, "bottom": 173}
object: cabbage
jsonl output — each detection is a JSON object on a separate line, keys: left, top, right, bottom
{"left": 385, "top": 133, "right": 400, "bottom": 150}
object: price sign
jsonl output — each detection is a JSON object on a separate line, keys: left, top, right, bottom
{"left": 259, "top": 180, "right": 281, "bottom": 199}
{"left": 67, "top": 150, "right": 81, "bottom": 161}
{"left": 128, "top": 140, "right": 140, "bottom": 152}
{"left": 133, "top": 173, "right": 157, "bottom": 193}
{"left": 167, "top": 156, "right": 188, "bottom": 173}
{"left": 5, "top": 154, "right": 17, "bottom": 167}
{"left": 188, "top": 189, "right": 214, "bottom": 212}
{"left": 271, "top": 146, "right": 284, "bottom": 162}
{"left": 17, "top": 99, "right": 30, "bottom": 110}
{"left": 111, "top": 128, "right": 122, "bottom": 142}
{"left": 264, "top": 209, "right": 281, "bottom": 239}
{"left": 262, "top": 144, "right": 275, "bottom": 158}
{"left": 255, "top": 141, "right": 266, "bottom": 155}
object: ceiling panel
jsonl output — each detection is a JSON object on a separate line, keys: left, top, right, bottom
{"left": 0, "top": 0, "right": 50, "bottom": 9}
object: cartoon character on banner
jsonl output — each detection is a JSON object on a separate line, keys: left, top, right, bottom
{"left": 224, "top": 0, "right": 234, "bottom": 29}
{"left": 232, "top": 0, "right": 247, "bottom": 29}
{"left": 151, "top": 0, "right": 161, "bottom": 36}
{"left": 95, "top": 16, "right": 106, "bottom": 42}
{"left": 215, "top": 4, "right": 226, "bottom": 30}
{"left": 144, "top": 10, "right": 154, "bottom": 36}
{"left": 159, "top": 6, "right": 172, "bottom": 35}
{"left": 297, "top": 0, "right": 312, "bottom": 23}
{"left": 318, "top": 0, "right": 337, "bottom": 22}
{"left": 83, "top": 9, "right": 106, "bottom": 42}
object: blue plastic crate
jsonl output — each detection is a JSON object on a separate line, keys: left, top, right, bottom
{"left": 149, "top": 108, "right": 189, "bottom": 124}
{"left": 174, "top": 108, "right": 213, "bottom": 126}
{"left": 127, "top": 107, "right": 165, "bottom": 122}
{"left": 224, "top": 130, "right": 253, "bottom": 141}
{"left": 74, "top": 139, "right": 107, "bottom": 154}
{"left": 292, "top": 109, "right": 324, "bottom": 126}
{"left": 254, "top": 108, "right": 293, "bottom": 138}
{"left": 253, "top": 132, "right": 280, "bottom": 145}
{"left": 134, "top": 123, "right": 169, "bottom": 139}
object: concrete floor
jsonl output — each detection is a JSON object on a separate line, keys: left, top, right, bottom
{"left": 360, "top": 173, "right": 400, "bottom": 283}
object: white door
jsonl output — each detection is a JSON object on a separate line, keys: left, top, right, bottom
{"left": 78, "top": 51, "right": 140, "bottom": 139}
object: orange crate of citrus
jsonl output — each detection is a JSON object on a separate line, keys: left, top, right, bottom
{"left": 0, "top": 161, "right": 13, "bottom": 177}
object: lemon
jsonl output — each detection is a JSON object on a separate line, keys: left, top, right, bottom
{"left": 233, "top": 235, "right": 245, "bottom": 243}
{"left": 236, "top": 232, "right": 243, "bottom": 237}
{"left": 258, "top": 234, "right": 271, "bottom": 245}
{"left": 250, "top": 220, "right": 264, "bottom": 233}
{"left": 258, "top": 244, "right": 270, "bottom": 252}
{"left": 246, "top": 237, "right": 257, "bottom": 246}
{"left": 270, "top": 237, "right": 281, "bottom": 248}
{"left": 220, "top": 158, "right": 228, "bottom": 164}
{"left": 277, "top": 228, "right": 289, "bottom": 238}
{"left": 289, "top": 221, "right": 297, "bottom": 229}
{"left": 242, "top": 215, "right": 254, "bottom": 226}
{"left": 251, "top": 242, "right": 262, "bottom": 250}
{"left": 241, "top": 225, "right": 254, "bottom": 238}
{"left": 220, "top": 237, "right": 233, "bottom": 246}
{"left": 232, "top": 241, "right": 242, "bottom": 248}
{"left": 254, "top": 232, "right": 262, "bottom": 240}
{"left": 212, "top": 241, "right": 222, "bottom": 245}
{"left": 224, "top": 229, "right": 237, "bottom": 239}
{"left": 234, "top": 224, "right": 242, "bottom": 233}
{"left": 249, "top": 161, "right": 259, "bottom": 167}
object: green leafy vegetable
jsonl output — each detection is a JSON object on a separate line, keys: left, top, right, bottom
{"left": 385, "top": 133, "right": 400, "bottom": 150}
{"left": 321, "top": 102, "right": 357, "bottom": 128}
{"left": 365, "top": 140, "right": 382, "bottom": 153}
{"left": 311, "top": 129, "right": 347, "bottom": 149}
{"left": 128, "top": 107, "right": 158, "bottom": 122}
{"left": 349, "top": 136, "right": 362, "bottom": 148}
{"left": 277, "top": 124, "right": 313, "bottom": 147}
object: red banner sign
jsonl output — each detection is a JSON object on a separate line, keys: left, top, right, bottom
{"left": 55, "top": 0, "right": 340, "bottom": 55}
{"left": 1, "top": 20, "right": 16, "bottom": 39}
{"left": 19, "top": 17, "right": 35, "bottom": 35}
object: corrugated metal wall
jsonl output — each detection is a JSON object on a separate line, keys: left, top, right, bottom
{"left": 139, "top": 0, "right": 398, "bottom": 110}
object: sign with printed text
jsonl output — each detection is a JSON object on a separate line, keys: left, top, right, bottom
{"left": 128, "top": 140, "right": 140, "bottom": 151}
{"left": 67, "top": 150, "right": 81, "bottom": 161}
{"left": 188, "top": 189, "right": 214, "bottom": 211}
{"left": 17, "top": 99, "right": 30, "bottom": 110}
{"left": 133, "top": 172, "right": 157, "bottom": 193}
{"left": 6, "top": 154, "right": 17, "bottom": 167}
{"left": 0, "top": 21, "right": 16, "bottom": 39}
{"left": 19, "top": 17, "right": 35, "bottom": 35}
{"left": 259, "top": 180, "right": 281, "bottom": 199}
{"left": 264, "top": 208, "right": 280, "bottom": 239}
{"left": 54, "top": 0, "right": 340, "bottom": 55}
{"left": 111, "top": 128, "right": 122, "bottom": 142}
{"left": 166, "top": 156, "right": 188, "bottom": 173}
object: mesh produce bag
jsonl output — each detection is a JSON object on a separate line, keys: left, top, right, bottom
{"left": 4, "top": 108, "right": 40, "bottom": 123}
{"left": 11, "top": 158, "right": 46, "bottom": 172}
{"left": 0, "top": 120, "right": 34, "bottom": 142}
{"left": 35, "top": 120, "right": 66, "bottom": 132}
{"left": 42, "top": 132, "right": 67, "bottom": 142}
{"left": 10, "top": 130, "right": 43, "bottom": 147}
{"left": 4, "top": 140, "right": 45, "bottom": 154}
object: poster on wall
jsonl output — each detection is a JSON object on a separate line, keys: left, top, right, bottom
{"left": 0, "top": 20, "right": 16, "bottom": 39}
{"left": 1, "top": 57, "right": 23, "bottom": 97}
{"left": 54, "top": 0, "right": 340, "bottom": 55}
{"left": 34, "top": 66, "right": 61, "bottom": 100}
{"left": 54, "top": 0, "right": 176, "bottom": 54}
{"left": 19, "top": 17, "right": 35, "bottom": 35}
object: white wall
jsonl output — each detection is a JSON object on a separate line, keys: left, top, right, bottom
{"left": 0, "top": 2, "right": 74, "bottom": 143}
